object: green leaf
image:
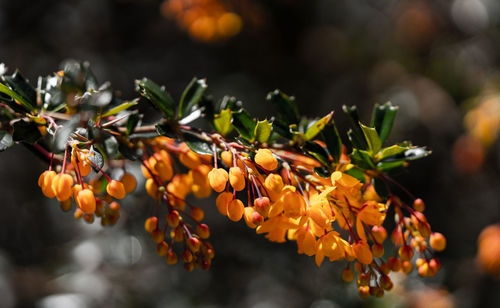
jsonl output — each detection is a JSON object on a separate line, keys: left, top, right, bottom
{"left": 101, "top": 100, "right": 138, "bottom": 117}
{"left": 344, "top": 167, "right": 365, "bottom": 182}
{"left": 376, "top": 160, "right": 406, "bottom": 175}
{"left": 304, "top": 111, "right": 333, "bottom": 141}
{"left": 371, "top": 102, "right": 398, "bottom": 144}
{"left": 178, "top": 78, "right": 207, "bottom": 119}
{"left": 213, "top": 108, "right": 233, "bottom": 136}
{"left": 183, "top": 131, "right": 213, "bottom": 156}
{"left": 0, "top": 82, "right": 35, "bottom": 112}
{"left": 267, "top": 89, "right": 299, "bottom": 125}
{"left": 302, "top": 141, "right": 329, "bottom": 167}
{"left": 12, "top": 120, "right": 41, "bottom": 144}
{"left": 155, "top": 122, "right": 177, "bottom": 138}
{"left": 0, "top": 130, "right": 13, "bottom": 151}
{"left": 135, "top": 78, "right": 175, "bottom": 118}
{"left": 126, "top": 113, "right": 140, "bottom": 135}
{"left": 254, "top": 120, "right": 272, "bottom": 143}
{"left": 321, "top": 122, "right": 342, "bottom": 163}
{"left": 350, "top": 149, "right": 376, "bottom": 170}
{"left": 377, "top": 144, "right": 409, "bottom": 161}
{"left": 1, "top": 71, "right": 36, "bottom": 109}
{"left": 360, "top": 123, "right": 382, "bottom": 154}
{"left": 232, "top": 109, "right": 256, "bottom": 142}
{"left": 343, "top": 105, "right": 368, "bottom": 150}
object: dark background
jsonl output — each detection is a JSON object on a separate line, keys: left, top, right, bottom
{"left": 1, "top": 0, "right": 499, "bottom": 307}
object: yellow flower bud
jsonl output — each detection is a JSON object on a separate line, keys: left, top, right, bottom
{"left": 227, "top": 199, "right": 244, "bottom": 221}
{"left": 120, "top": 172, "right": 137, "bottom": 193}
{"left": 208, "top": 168, "right": 229, "bottom": 192}
{"left": 107, "top": 180, "right": 126, "bottom": 199}
{"left": 229, "top": 167, "right": 245, "bottom": 191}
{"left": 76, "top": 189, "right": 96, "bottom": 214}
{"left": 53, "top": 173, "right": 74, "bottom": 202}
{"left": 254, "top": 149, "right": 278, "bottom": 170}
{"left": 216, "top": 192, "right": 233, "bottom": 215}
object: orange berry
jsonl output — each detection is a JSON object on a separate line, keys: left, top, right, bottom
{"left": 387, "top": 257, "right": 401, "bottom": 272}
{"left": 53, "top": 173, "right": 74, "bottom": 202}
{"left": 155, "top": 160, "right": 173, "bottom": 182}
{"left": 254, "top": 196, "right": 271, "bottom": 217}
{"left": 215, "top": 192, "right": 232, "bottom": 215}
{"left": 120, "top": 172, "right": 137, "bottom": 193}
{"left": 106, "top": 180, "right": 126, "bottom": 199}
{"left": 179, "top": 150, "right": 201, "bottom": 169}
{"left": 353, "top": 241, "right": 373, "bottom": 265}
{"left": 166, "top": 250, "right": 178, "bottom": 265}
{"left": 152, "top": 229, "right": 164, "bottom": 243}
{"left": 220, "top": 150, "right": 232, "bottom": 167}
{"left": 264, "top": 174, "right": 284, "bottom": 193}
{"left": 413, "top": 198, "right": 425, "bottom": 212}
{"left": 188, "top": 237, "right": 201, "bottom": 253}
{"left": 146, "top": 178, "right": 161, "bottom": 200}
{"left": 371, "top": 225, "right": 387, "bottom": 244}
{"left": 196, "top": 224, "right": 210, "bottom": 239}
{"left": 372, "top": 243, "right": 384, "bottom": 258}
{"left": 145, "top": 216, "right": 158, "bottom": 233}
{"left": 171, "top": 226, "right": 185, "bottom": 242}
{"left": 190, "top": 206, "right": 204, "bottom": 222}
{"left": 76, "top": 189, "right": 96, "bottom": 214}
{"left": 208, "top": 168, "right": 229, "bottom": 192}
{"left": 229, "top": 167, "right": 245, "bottom": 191}
{"left": 227, "top": 199, "right": 244, "bottom": 221}
{"left": 341, "top": 268, "right": 354, "bottom": 282}
{"left": 254, "top": 149, "right": 278, "bottom": 171}
{"left": 401, "top": 260, "right": 413, "bottom": 273}
{"left": 358, "top": 286, "right": 370, "bottom": 299}
{"left": 181, "top": 250, "right": 193, "bottom": 263}
{"left": 166, "top": 210, "right": 181, "bottom": 228}
{"left": 398, "top": 245, "right": 414, "bottom": 261}
{"left": 430, "top": 232, "right": 446, "bottom": 251}
{"left": 157, "top": 242, "right": 169, "bottom": 256}
{"left": 40, "top": 170, "right": 57, "bottom": 198}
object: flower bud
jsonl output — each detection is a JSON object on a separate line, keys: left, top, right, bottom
{"left": 216, "top": 192, "right": 233, "bottom": 216}
{"left": 106, "top": 180, "right": 126, "bottom": 199}
{"left": 229, "top": 167, "right": 245, "bottom": 191}
{"left": 254, "top": 149, "right": 278, "bottom": 170}
{"left": 227, "top": 199, "right": 244, "bottom": 221}
{"left": 121, "top": 172, "right": 137, "bottom": 193}
{"left": 430, "top": 232, "right": 446, "bottom": 251}
{"left": 208, "top": 168, "right": 229, "bottom": 192}
{"left": 76, "top": 189, "right": 96, "bottom": 214}
{"left": 53, "top": 173, "right": 74, "bottom": 202}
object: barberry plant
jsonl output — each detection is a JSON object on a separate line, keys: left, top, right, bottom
{"left": 0, "top": 61, "right": 443, "bottom": 298}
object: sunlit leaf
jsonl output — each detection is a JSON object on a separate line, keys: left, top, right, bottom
{"left": 178, "top": 78, "right": 207, "bottom": 119}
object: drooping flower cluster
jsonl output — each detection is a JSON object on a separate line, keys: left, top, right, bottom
{"left": 38, "top": 143, "right": 134, "bottom": 225}
{"left": 0, "top": 61, "right": 444, "bottom": 298}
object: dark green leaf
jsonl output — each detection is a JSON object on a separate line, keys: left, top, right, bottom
{"left": 1, "top": 71, "right": 36, "bottom": 108}
{"left": 360, "top": 123, "right": 382, "bottom": 154}
{"left": 342, "top": 105, "right": 368, "bottom": 150}
{"left": 232, "top": 109, "right": 256, "bottom": 142}
{"left": 350, "top": 149, "right": 376, "bottom": 170}
{"left": 267, "top": 89, "right": 299, "bottom": 125}
{"left": 118, "top": 140, "right": 140, "bottom": 160}
{"left": 126, "top": 113, "right": 140, "bottom": 135}
{"left": 178, "top": 78, "right": 207, "bottom": 119}
{"left": 12, "top": 120, "right": 41, "bottom": 144}
{"left": 302, "top": 141, "right": 329, "bottom": 166}
{"left": 304, "top": 111, "right": 333, "bottom": 141}
{"left": 183, "top": 131, "right": 213, "bottom": 156}
{"left": 344, "top": 167, "right": 365, "bottom": 182}
{"left": 135, "top": 78, "right": 175, "bottom": 118}
{"left": 271, "top": 121, "right": 293, "bottom": 139}
{"left": 376, "top": 160, "right": 406, "bottom": 174}
{"left": 370, "top": 102, "right": 398, "bottom": 144}
{"left": 0, "top": 130, "right": 13, "bottom": 151}
{"left": 372, "top": 177, "right": 389, "bottom": 198}
{"left": 313, "top": 167, "right": 331, "bottom": 178}
{"left": 155, "top": 122, "right": 177, "bottom": 138}
{"left": 377, "top": 144, "right": 409, "bottom": 161}
{"left": 254, "top": 120, "right": 272, "bottom": 143}
{"left": 0, "top": 81, "right": 34, "bottom": 112}
{"left": 322, "top": 122, "right": 342, "bottom": 163}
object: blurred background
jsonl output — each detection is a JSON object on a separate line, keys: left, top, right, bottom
{"left": 1, "top": 0, "right": 500, "bottom": 307}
